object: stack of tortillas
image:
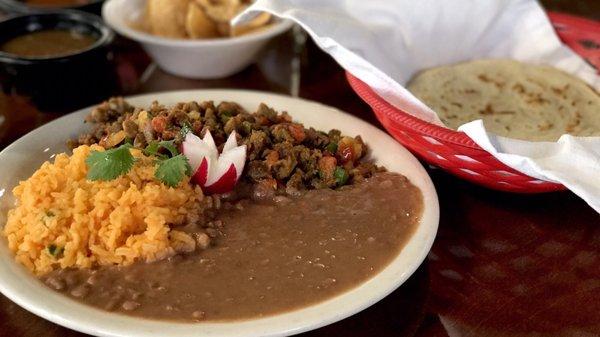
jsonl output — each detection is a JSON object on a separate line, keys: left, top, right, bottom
{"left": 408, "top": 59, "right": 600, "bottom": 142}
{"left": 145, "top": 0, "right": 272, "bottom": 39}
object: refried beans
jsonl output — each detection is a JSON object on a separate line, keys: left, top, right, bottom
{"left": 41, "top": 172, "right": 423, "bottom": 322}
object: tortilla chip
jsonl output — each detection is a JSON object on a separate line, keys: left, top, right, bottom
{"left": 147, "top": 0, "right": 189, "bottom": 39}
{"left": 216, "top": 22, "right": 231, "bottom": 36}
{"left": 195, "top": 0, "right": 242, "bottom": 22}
{"left": 186, "top": 2, "right": 219, "bottom": 38}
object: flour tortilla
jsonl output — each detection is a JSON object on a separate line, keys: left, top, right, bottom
{"left": 408, "top": 59, "right": 600, "bottom": 141}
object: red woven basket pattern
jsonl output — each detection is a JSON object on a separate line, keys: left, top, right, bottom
{"left": 347, "top": 12, "right": 600, "bottom": 193}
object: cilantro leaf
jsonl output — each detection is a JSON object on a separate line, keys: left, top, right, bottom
{"left": 143, "top": 140, "right": 178, "bottom": 159}
{"left": 143, "top": 141, "right": 162, "bottom": 157}
{"left": 154, "top": 154, "right": 192, "bottom": 187}
{"left": 86, "top": 144, "right": 135, "bottom": 181}
{"left": 158, "top": 140, "right": 178, "bottom": 157}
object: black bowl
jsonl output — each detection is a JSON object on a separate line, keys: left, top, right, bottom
{"left": 0, "top": 11, "right": 117, "bottom": 112}
{"left": 0, "top": 0, "right": 104, "bottom": 15}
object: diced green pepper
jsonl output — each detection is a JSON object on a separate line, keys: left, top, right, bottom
{"left": 241, "top": 121, "right": 253, "bottom": 135}
{"left": 325, "top": 142, "right": 338, "bottom": 154}
{"left": 180, "top": 121, "right": 192, "bottom": 138}
{"left": 47, "top": 244, "right": 64, "bottom": 258}
{"left": 220, "top": 110, "right": 233, "bottom": 124}
{"left": 334, "top": 166, "right": 349, "bottom": 186}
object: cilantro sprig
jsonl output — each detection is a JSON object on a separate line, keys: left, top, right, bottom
{"left": 86, "top": 144, "right": 135, "bottom": 181}
{"left": 155, "top": 155, "right": 192, "bottom": 187}
{"left": 143, "top": 140, "right": 177, "bottom": 159}
{"left": 86, "top": 141, "right": 192, "bottom": 187}
{"left": 146, "top": 140, "right": 192, "bottom": 187}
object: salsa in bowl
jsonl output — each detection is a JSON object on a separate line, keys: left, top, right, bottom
{"left": 0, "top": 11, "right": 116, "bottom": 111}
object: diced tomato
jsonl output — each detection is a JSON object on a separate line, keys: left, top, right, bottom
{"left": 151, "top": 116, "right": 167, "bottom": 133}
{"left": 288, "top": 124, "right": 306, "bottom": 143}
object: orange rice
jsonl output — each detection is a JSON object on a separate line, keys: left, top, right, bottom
{"left": 2, "top": 145, "right": 204, "bottom": 275}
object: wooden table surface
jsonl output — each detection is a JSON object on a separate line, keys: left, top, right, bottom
{"left": 0, "top": 3, "right": 599, "bottom": 337}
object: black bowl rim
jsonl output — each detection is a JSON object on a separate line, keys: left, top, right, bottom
{"left": 0, "top": 10, "right": 114, "bottom": 64}
{"left": 0, "top": 0, "right": 105, "bottom": 12}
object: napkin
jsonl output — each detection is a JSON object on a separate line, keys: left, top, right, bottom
{"left": 236, "top": 0, "right": 600, "bottom": 213}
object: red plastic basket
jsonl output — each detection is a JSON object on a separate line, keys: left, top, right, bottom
{"left": 347, "top": 12, "right": 600, "bottom": 193}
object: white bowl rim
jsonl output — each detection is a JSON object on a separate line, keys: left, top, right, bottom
{"left": 102, "top": 0, "right": 295, "bottom": 48}
{"left": 0, "top": 89, "right": 439, "bottom": 337}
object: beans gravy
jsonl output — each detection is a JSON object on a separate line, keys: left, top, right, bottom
{"left": 41, "top": 172, "right": 423, "bottom": 322}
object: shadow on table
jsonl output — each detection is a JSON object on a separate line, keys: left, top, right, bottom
{"left": 426, "top": 170, "right": 600, "bottom": 337}
{"left": 300, "top": 264, "right": 431, "bottom": 337}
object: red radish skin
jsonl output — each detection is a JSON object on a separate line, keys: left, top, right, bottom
{"left": 192, "top": 158, "right": 209, "bottom": 186}
{"left": 204, "top": 165, "right": 238, "bottom": 194}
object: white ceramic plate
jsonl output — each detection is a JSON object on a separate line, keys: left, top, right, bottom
{"left": 0, "top": 90, "right": 439, "bottom": 337}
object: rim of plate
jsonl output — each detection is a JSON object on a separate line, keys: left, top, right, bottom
{"left": 0, "top": 90, "right": 439, "bottom": 337}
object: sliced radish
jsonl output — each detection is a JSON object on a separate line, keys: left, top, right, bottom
{"left": 204, "top": 164, "right": 238, "bottom": 194}
{"left": 193, "top": 157, "right": 209, "bottom": 186}
{"left": 182, "top": 130, "right": 246, "bottom": 194}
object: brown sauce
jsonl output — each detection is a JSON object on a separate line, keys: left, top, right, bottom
{"left": 0, "top": 29, "right": 97, "bottom": 58}
{"left": 41, "top": 172, "right": 423, "bottom": 322}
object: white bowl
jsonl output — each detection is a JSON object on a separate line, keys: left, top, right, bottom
{"left": 0, "top": 90, "right": 439, "bottom": 337}
{"left": 102, "top": 0, "right": 294, "bottom": 79}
